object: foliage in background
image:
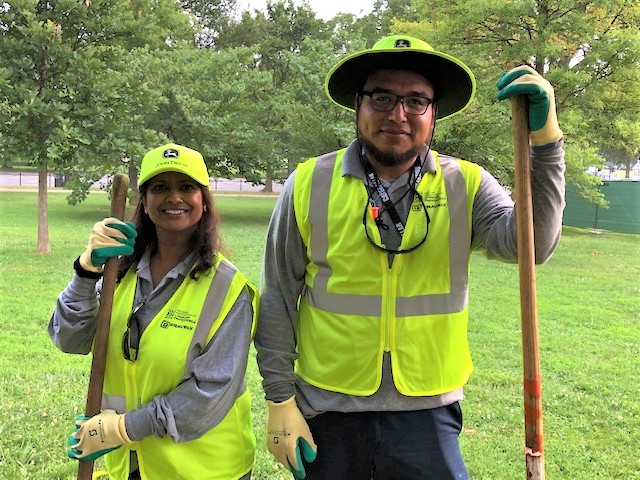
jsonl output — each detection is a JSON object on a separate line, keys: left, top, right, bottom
{"left": 1, "top": 0, "right": 638, "bottom": 250}
{"left": 0, "top": 0, "right": 193, "bottom": 251}
{"left": 0, "top": 0, "right": 192, "bottom": 176}
{"left": 398, "top": 0, "right": 640, "bottom": 201}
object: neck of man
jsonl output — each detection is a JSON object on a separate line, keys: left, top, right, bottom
{"left": 360, "top": 139, "right": 424, "bottom": 182}
{"left": 368, "top": 156, "right": 418, "bottom": 181}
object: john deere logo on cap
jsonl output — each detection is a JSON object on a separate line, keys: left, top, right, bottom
{"left": 163, "top": 149, "right": 179, "bottom": 158}
{"left": 395, "top": 39, "right": 411, "bottom": 48}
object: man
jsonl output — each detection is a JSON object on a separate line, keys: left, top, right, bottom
{"left": 255, "top": 35, "right": 565, "bottom": 479}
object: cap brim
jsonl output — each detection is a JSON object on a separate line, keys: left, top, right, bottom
{"left": 326, "top": 50, "right": 475, "bottom": 120}
{"left": 139, "top": 166, "right": 209, "bottom": 188}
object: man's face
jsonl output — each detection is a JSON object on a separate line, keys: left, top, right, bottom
{"left": 357, "top": 69, "right": 436, "bottom": 168}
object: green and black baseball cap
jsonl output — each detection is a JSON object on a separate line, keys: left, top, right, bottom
{"left": 325, "top": 35, "right": 476, "bottom": 120}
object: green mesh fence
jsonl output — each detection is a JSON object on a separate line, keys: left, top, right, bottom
{"left": 563, "top": 181, "right": 640, "bottom": 234}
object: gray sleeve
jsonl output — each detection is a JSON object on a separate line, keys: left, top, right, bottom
{"left": 124, "top": 287, "right": 254, "bottom": 443}
{"left": 471, "top": 141, "right": 565, "bottom": 263}
{"left": 254, "top": 172, "right": 307, "bottom": 403}
{"left": 48, "top": 275, "right": 101, "bottom": 354}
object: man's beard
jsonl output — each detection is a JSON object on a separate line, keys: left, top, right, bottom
{"left": 358, "top": 135, "right": 423, "bottom": 167}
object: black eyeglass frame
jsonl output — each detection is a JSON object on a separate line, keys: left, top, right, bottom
{"left": 362, "top": 191, "right": 431, "bottom": 255}
{"left": 122, "top": 302, "right": 145, "bottom": 362}
{"left": 360, "top": 90, "right": 435, "bottom": 115}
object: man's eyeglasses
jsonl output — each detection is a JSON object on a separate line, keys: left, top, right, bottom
{"left": 360, "top": 91, "right": 434, "bottom": 115}
{"left": 122, "top": 302, "right": 145, "bottom": 361}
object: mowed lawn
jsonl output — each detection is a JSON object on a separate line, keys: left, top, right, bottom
{"left": 0, "top": 190, "right": 637, "bottom": 479}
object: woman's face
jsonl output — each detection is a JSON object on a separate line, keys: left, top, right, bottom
{"left": 142, "top": 171, "right": 204, "bottom": 238}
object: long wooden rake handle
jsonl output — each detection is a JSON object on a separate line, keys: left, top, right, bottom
{"left": 77, "top": 173, "right": 129, "bottom": 480}
{"left": 511, "top": 96, "right": 545, "bottom": 479}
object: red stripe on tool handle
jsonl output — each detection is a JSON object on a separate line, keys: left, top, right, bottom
{"left": 511, "top": 96, "right": 545, "bottom": 479}
{"left": 77, "top": 174, "right": 130, "bottom": 480}
{"left": 524, "top": 376, "right": 543, "bottom": 453}
{"left": 524, "top": 376, "right": 543, "bottom": 454}
{"left": 524, "top": 378, "right": 543, "bottom": 397}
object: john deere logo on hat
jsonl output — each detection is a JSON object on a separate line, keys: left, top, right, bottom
{"left": 139, "top": 143, "right": 210, "bottom": 188}
{"left": 324, "top": 34, "right": 476, "bottom": 120}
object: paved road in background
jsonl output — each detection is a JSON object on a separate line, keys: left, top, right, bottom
{"left": 0, "top": 171, "right": 283, "bottom": 193}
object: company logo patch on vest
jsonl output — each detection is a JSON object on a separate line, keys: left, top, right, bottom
{"left": 422, "top": 192, "right": 448, "bottom": 209}
{"left": 160, "top": 309, "right": 197, "bottom": 330}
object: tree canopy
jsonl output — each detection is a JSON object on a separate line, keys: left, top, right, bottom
{"left": 1, "top": 0, "right": 638, "bottom": 252}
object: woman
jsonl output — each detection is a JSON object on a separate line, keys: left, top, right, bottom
{"left": 49, "top": 143, "right": 257, "bottom": 479}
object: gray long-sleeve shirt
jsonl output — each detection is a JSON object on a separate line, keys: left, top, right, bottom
{"left": 49, "top": 250, "right": 254, "bottom": 443}
{"left": 255, "top": 139, "right": 565, "bottom": 418}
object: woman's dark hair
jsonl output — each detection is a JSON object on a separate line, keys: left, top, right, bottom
{"left": 117, "top": 183, "right": 221, "bottom": 281}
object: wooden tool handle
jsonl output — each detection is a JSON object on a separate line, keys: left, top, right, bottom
{"left": 77, "top": 173, "right": 129, "bottom": 480}
{"left": 511, "top": 96, "right": 545, "bottom": 479}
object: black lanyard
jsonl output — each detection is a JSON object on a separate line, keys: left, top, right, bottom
{"left": 363, "top": 156, "right": 423, "bottom": 238}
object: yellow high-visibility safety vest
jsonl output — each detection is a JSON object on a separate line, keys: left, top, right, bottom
{"left": 101, "top": 254, "right": 257, "bottom": 480}
{"left": 293, "top": 149, "right": 482, "bottom": 396}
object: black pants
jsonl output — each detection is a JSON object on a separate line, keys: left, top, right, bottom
{"left": 304, "top": 403, "right": 469, "bottom": 480}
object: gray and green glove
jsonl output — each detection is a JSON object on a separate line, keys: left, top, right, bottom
{"left": 496, "top": 65, "right": 563, "bottom": 146}
{"left": 79, "top": 217, "right": 137, "bottom": 273}
{"left": 67, "top": 409, "right": 132, "bottom": 462}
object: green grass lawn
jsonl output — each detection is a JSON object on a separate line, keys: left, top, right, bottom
{"left": 0, "top": 190, "right": 638, "bottom": 479}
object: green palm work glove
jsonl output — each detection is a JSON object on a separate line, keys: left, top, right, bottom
{"left": 79, "top": 217, "right": 137, "bottom": 273}
{"left": 288, "top": 437, "right": 317, "bottom": 480}
{"left": 496, "top": 65, "right": 563, "bottom": 146}
{"left": 67, "top": 410, "right": 132, "bottom": 462}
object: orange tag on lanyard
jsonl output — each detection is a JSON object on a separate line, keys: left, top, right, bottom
{"left": 370, "top": 205, "right": 379, "bottom": 219}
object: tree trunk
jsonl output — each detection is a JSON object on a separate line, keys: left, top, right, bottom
{"left": 263, "top": 173, "right": 273, "bottom": 193}
{"left": 37, "top": 160, "right": 51, "bottom": 253}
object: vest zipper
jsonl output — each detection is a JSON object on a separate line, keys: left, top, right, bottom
{"left": 383, "top": 260, "right": 397, "bottom": 352}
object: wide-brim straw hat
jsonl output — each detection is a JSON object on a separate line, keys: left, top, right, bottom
{"left": 325, "top": 35, "right": 476, "bottom": 120}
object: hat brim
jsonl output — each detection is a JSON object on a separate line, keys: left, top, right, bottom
{"left": 139, "top": 166, "right": 210, "bottom": 188}
{"left": 325, "top": 49, "right": 475, "bottom": 120}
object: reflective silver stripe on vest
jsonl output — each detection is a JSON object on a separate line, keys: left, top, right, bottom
{"left": 102, "top": 260, "right": 239, "bottom": 411}
{"left": 306, "top": 153, "right": 470, "bottom": 317}
{"left": 102, "top": 394, "right": 127, "bottom": 413}
{"left": 181, "top": 260, "right": 237, "bottom": 382}
{"left": 309, "top": 152, "right": 383, "bottom": 316}
{"left": 396, "top": 158, "right": 470, "bottom": 316}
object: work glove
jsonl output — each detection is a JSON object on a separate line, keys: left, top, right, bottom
{"left": 267, "top": 396, "right": 317, "bottom": 479}
{"left": 67, "top": 409, "right": 132, "bottom": 461}
{"left": 79, "top": 217, "right": 137, "bottom": 273}
{"left": 496, "top": 65, "right": 563, "bottom": 146}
